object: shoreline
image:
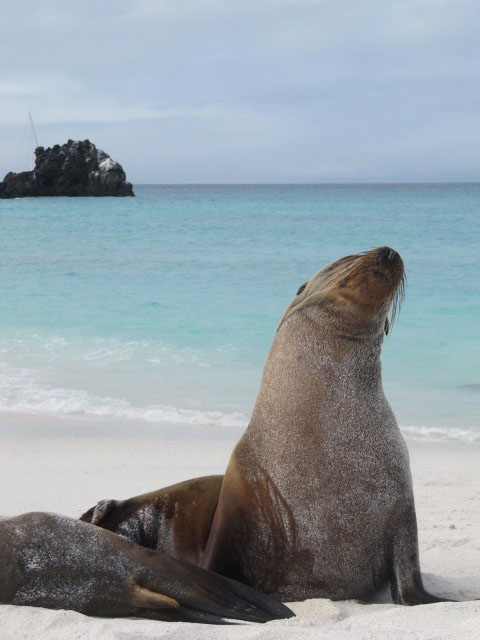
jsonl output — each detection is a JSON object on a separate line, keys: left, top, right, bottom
{"left": 0, "top": 411, "right": 479, "bottom": 638}
{"left": 0, "top": 410, "right": 478, "bottom": 516}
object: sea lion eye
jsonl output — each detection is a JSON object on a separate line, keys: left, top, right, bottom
{"left": 296, "top": 283, "right": 307, "bottom": 295}
{"left": 373, "top": 271, "right": 389, "bottom": 284}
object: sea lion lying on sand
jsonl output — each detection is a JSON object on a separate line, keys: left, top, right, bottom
{"left": 0, "top": 512, "right": 292, "bottom": 623}
{"left": 83, "top": 246, "right": 449, "bottom": 605}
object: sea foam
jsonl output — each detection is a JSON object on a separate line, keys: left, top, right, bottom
{"left": 0, "top": 363, "right": 248, "bottom": 428}
{"left": 400, "top": 425, "right": 480, "bottom": 444}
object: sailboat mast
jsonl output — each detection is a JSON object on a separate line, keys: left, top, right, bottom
{"left": 27, "top": 110, "right": 39, "bottom": 170}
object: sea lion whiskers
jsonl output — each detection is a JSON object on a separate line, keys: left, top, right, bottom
{"left": 383, "top": 269, "right": 406, "bottom": 335}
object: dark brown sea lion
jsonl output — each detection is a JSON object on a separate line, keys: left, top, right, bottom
{"left": 83, "top": 247, "right": 448, "bottom": 605}
{"left": 0, "top": 512, "right": 293, "bottom": 623}
{"left": 81, "top": 475, "right": 223, "bottom": 564}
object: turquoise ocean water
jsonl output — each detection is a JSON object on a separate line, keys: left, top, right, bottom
{"left": 0, "top": 184, "right": 478, "bottom": 442}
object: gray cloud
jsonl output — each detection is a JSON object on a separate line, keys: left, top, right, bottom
{"left": 1, "top": 0, "right": 479, "bottom": 181}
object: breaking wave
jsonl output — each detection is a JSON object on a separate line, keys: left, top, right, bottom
{"left": 400, "top": 424, "right": 480, "bottom": 444}
{"left": 0, "top": 364, "right": 248, "bottom": 428}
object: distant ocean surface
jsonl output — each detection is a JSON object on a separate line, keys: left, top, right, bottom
{"left": 0, "top": 184, "right": 478, "bottom": 443}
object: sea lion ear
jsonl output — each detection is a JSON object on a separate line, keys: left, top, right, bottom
{"left": 296, "top": 282, "right": 308, "bottom": 296}
{"left": 384, "top": 317, "right": 390, "bottom": 335}
{"left": 80, "top": 499, "right": 121, "bottom": 525}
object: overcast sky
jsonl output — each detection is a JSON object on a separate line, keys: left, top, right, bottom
{"left": 1, "top": 0, "right": 479, "bottom": 183}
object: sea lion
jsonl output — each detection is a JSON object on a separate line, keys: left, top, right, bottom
{"left": 83, "top": 247, "right": 448, "bottom": 605}
{"left": 0, "top": 512, "right": 293, "bottom": 623}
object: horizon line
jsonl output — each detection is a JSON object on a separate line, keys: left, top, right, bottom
{"left": 131, "top": 181, "right": 480, "bottom": 186}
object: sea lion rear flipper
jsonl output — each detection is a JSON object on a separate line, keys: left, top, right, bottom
{"left": 133, "top": 585, "right": 237, "bottom": 625}
{"left": 137, "top": 555, "right": 294, "bottom": 623}
{"left": 134, "top": 585, "right": 179, "bottom": 608}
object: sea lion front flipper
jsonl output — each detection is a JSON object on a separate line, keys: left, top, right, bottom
{"left": 80, "top": 475, "right": 224, "bottom": 560}
{"left": 80, "top": 499, "right": 123, "bottom": 525}
{"left": 390, "top": 509, "right": 452, "bottom": 605}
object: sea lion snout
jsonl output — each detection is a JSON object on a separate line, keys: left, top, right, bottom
{"left": 370, "top": 246, "right": 404, "bottom": 300}
{"left": 339, "top": 247, "right": 405, "bottom": 329}
{"left": 373, "top": 246, "right": 404, "bottom": 282}
{"left": 376, "top": 246, "right": 399, "bottom": 262}
{"left": 368, "top": 246, "right": 404, "bottom": 284}
{"left": 327, "top": 246, "right": 404, "bottom": 314}
{"left": 369, "top": 246, "right": 403, "bottom": 271}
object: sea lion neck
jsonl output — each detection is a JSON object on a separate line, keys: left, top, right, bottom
{"left": 274, "top": 312, "right": 384, "bottom": 378}
{"left": 287, "top": 303, "right": 387, "bottom": 347}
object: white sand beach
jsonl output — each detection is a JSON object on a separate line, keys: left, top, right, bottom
{"left": 0, "top": 412, "right": 479, "bottom": 639}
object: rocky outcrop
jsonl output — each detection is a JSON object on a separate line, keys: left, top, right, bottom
{"left": 0, "top": 139, "right": 134, "bottom": 198}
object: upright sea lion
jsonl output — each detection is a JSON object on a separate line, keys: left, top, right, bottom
{"left": 83, "top": 247, "right": 448, "bottom": 605}
{"left": 0, "top": 512, "right": 293, "bottom": 623}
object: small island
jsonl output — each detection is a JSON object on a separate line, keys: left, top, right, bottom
{"left": 0, "top": 139, "right": 134, "bottom": 198}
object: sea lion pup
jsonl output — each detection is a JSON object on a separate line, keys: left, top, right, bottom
{"left": 0, "top": 512, "right": 293, "bottom": 623}
{"left": 83, "top": 247, "right": 448, "bottom": 606}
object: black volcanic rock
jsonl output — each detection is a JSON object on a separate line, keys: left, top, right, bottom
{"left": 0, "top": 139, "right": 134, "bottom": 197}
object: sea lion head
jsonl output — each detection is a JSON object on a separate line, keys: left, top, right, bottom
{"left": 279, "top": 246, "right": 405, "bottom": 339}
